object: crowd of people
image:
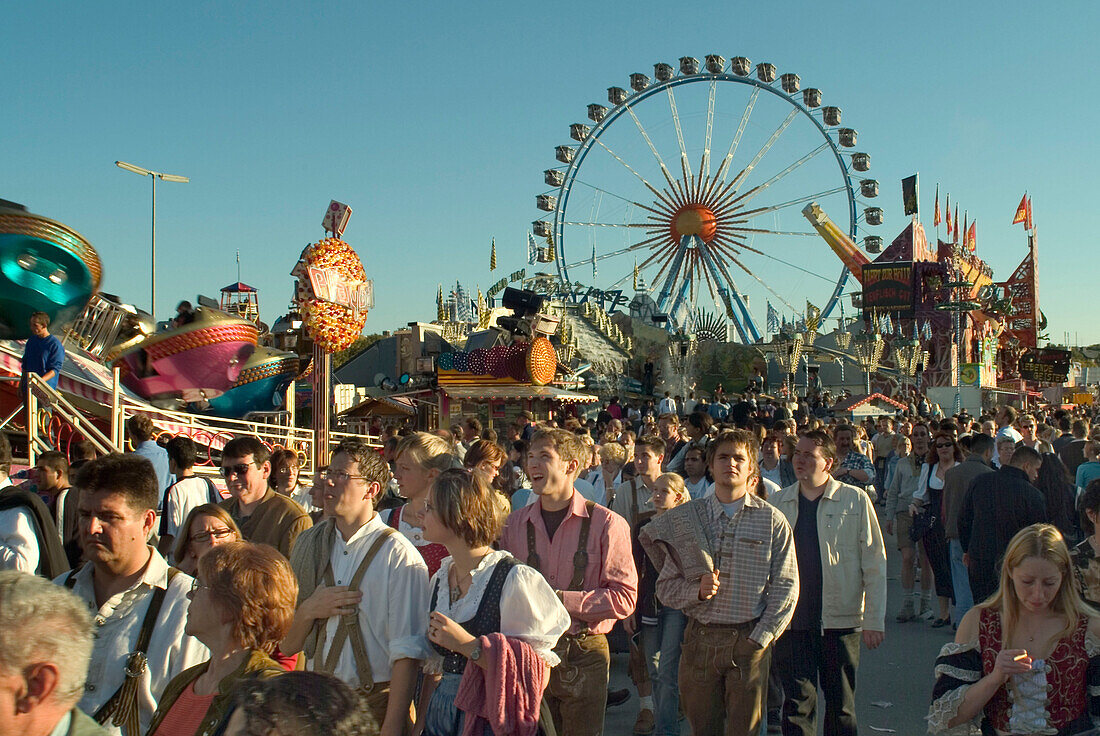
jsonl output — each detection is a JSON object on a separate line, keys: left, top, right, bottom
{"left": 0, "top": 385, "right": 1099, "bottom": 736}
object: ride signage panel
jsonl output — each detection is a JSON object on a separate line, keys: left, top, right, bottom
{"left": 861, "top": 262, "right": 914, "bottom": 318}
{"left": 308, "top": 267, "right": 374, "bottom": 319}
{"left": 1018, "top": 347, "right": 1071, "bottom": 383}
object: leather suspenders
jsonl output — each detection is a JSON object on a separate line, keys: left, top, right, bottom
{"left": 526, "top": 500, "right": 596, "bottom": 591}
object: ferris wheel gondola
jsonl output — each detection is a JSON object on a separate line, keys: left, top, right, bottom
{"left": 533, "top": 54, "right": 883, "bottom": 342}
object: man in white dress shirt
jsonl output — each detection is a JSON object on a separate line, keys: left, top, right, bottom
{"left": 610, "top": 435, "right": 663, "bottom": 525}
{"left": 0, "top": 571, "right": 111, "bottom": 736}
{"left": 286, "top": 438, "right": 429, "bottom": 736}
{"left": 57, "top": 453, "right": 207, "bottom": 736}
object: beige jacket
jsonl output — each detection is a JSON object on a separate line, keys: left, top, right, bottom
{"left": 770, "top": 478, "right": 887, "bottom": 631}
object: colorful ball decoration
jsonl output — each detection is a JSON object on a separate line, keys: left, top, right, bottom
{"left": 295, "top": 237, "right": 368, "bottom": 353}
{"left": 526, "top": 337, "right": 557, "bottom": 385}
{"left": 437, "top": 352, "right": 455, "bottom": 370}
{"left": 468, "top": 348, "right": 489, "bottom": 375}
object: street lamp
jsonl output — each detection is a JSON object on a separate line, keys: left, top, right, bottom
{"left": 851, "top": 331, "right": 885, "bottom": 396}
{"left": 115, "top": 160, "right": 189, "bottom": 318}
{"left": 770, "top": 331, "right": 805, "bottom": 397}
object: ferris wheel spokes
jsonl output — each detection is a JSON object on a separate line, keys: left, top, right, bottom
{"left": 624, "top": 104, "right": 682, "bottom": 203}
{"left": 588, "top": 136, "right": 680, "bottom": 213}
{"left": 712, "top": 87, "right": 760, "bottom": 191}
{"left": 700, "top": 80, "right": 718, "bottom": 182}
{"left": 665, "top": 86, "right": 692, "bottom": 192}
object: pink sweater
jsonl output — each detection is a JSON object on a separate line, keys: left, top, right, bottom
{"left": 455, "top": 633, "right": 548, "bottom": 736}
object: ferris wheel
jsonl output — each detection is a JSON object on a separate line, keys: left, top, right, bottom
{"left": 533, "top": 54, "right": 883, "bottom": 343}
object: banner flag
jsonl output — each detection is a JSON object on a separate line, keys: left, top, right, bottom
{"left": 945, "top": 194, "right": 952, "bottom": 233}
{"left": 967, "top": 221, "right": 977, "bottom": 252}
{"left": 934, "top": 184, "right": 941, "bottom": 226}
{"left": 767, "top": 302, "right": 780, "bottom": 334}
{"left": 1025, "top": 196, "right": 1033, "bottom": 230}
{"left": 1012, "top": 193, "right": 1028, "bottom": 225}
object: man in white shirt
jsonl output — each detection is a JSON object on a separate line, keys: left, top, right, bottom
{"left": 0, "top": 571, "right": 111, "bottom": 736}
{"left": 158, "top": 436, "right": 220, "bottom": 556}
{"left": 610, "top": 436, "right": 664, "bottom": 526}
{"left": 58, "top": 453, "right": 207, "bottom": 736}
{"left": 286, "top": 438, "right": 429, "bottom": 736}
{"left": 0, "top": 435, "right": 68, "bottom": 578}
{"left": 992, "top": 405, "right": 1023, "bottom": 466}
{"left": 682, "top": 444, "right": 711, "bottom": 499}
{"left": 658, "top": 392, "right": 677, "bottom": 416}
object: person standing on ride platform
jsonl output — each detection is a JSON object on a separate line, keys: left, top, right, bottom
{"left": 499, "top": 428, "right": 638, "bottom": 736}
{"left": 20, "top": 311, "right": 64, "bottom": 397}
{"left": 639, "top": 428, "right": 799, "bottom": 736}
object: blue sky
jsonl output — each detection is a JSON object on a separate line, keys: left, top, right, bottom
{"left": 5, "top": 1, "right": 1098, "bottom": 345}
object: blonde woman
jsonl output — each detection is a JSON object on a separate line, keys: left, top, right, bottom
{"left": 928, "top": 524, "right": 1100, "bottom": 735}
{"left": 388, "top": 432, "right": 462, "bottom": 575}
{"left": 634, "top": 473, "right": 690, "bottom": 736}
{"left": 590, "top": 442, "right": 627, "bottom": 507}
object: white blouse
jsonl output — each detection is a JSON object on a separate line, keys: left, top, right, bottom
{"left": 422, "top": 549, "right": 570, "bottom": 674}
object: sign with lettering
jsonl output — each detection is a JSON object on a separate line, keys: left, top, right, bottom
{"left": 1018, "top": 348, "right": 1071, "bottom": 383}
{"left": 861, "top": 262, "right": 914, "bottom": 318}
{"left": 308, "top": 267, "right": 374, "bottom": 319}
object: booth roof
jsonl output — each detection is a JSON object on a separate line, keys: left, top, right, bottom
{"left": 441, "top": 384, "right": 599, "bottom": 403}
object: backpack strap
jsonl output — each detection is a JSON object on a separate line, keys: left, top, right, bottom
{"left": 629, "top": 478, "right": 639, "bottom": 527}
{"left": 93, "top": 568, "right": 181, "bottom": 736}
{"left": 526, "top": 518, "right": 541, "bottom": 572}
{"left": 317, "top": 527, "right": 397, "bottom": 690}
{"left": 567, "top": 501, "right": 596, "bottom": 591}
{"left": 205, "top": 477, "right": 221, "bottom": 505}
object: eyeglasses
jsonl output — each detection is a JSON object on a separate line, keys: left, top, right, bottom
{"left": 322, "top": 469, "right": 367, "bottom": 483}
{"left": 190, "top": 579, "right": 210, "bottom": 594}
{"left": 221, "top": 462, "right": 258, "bottom": 478}
{"left": 190, "top": 528, "right": 235, "bottom": 544}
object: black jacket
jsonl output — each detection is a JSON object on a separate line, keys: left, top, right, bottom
{"left": 958, "top": 465, "right": 1046, "bottom": 564}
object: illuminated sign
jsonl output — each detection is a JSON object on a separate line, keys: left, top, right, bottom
{"left": 308, "top": 266, "right": 374, "bottom": 319}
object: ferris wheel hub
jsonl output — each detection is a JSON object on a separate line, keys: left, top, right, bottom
{"left": 671, "top": 204, "right": 718, "bottom": 243}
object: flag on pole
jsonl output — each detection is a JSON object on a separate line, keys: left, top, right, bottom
{"left": 1025, "top": 196, "right": 1033, "bottom": 230}
{"left": 967, "top": 221, "right": 977, "bottom": 252}
{"left": 527, "top": 233, "right": 537, "bottom": 265}
{"left": 633, "top": 259, "right": 639, "bottom": 291}
{"left": 945, "top": 194, "right": 952, "bottom": 233}
{"left": 934, "top": 185, "right": 941, "bottom": 226}
{"left": 767, "top": 302, "right": 780, "bottom": 334}
{"left": 953, "top": 205, "right": 959, "bottom": 244}
{"left": 962, "top": 211, "right": 968, "bottom": 250}
{"left": 591, "top": 243, "right": 598, "bottom": 279}
{"left": 1012, "top": 193, "right": 1028, "bottom": 225}
{"left": 489, "top": 238, "right": 497, "bottom": 271}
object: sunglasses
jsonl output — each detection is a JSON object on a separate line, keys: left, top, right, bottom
{"left": 221, "top": 462, "right": 258, "bottom": 478}
{"left": 935, "top": 443, "right": 954, "bottom": 449}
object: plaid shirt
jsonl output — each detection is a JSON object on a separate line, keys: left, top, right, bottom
{"left": 653, "top": 492, "right": 798, "bottom": 648}
{"left": 837, "top": 450, "right": 875, "bottom": 488}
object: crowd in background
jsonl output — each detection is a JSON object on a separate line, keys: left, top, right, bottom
{"left": 0, "top": 385, "right": 1099, "bottom": 736}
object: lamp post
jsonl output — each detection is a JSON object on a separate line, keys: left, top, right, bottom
{"left": 935, "top": 267, "right": 979, "bottom": 414}
{"left": 852, "top": 331, "right": 885, "bottom": 396}
{"left": 770, "top": 331, "right": 805, "bottom": 398}
{"left": 115, "top": 161, "right": 189, "bottom": 318}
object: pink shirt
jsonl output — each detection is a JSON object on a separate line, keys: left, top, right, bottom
{"left": 500, "top": 491, "right": 638, "bottom": 635}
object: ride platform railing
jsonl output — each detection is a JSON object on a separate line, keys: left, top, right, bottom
{"left": 23, "top": 366, "right": 381, "bottom": 472}
{"left": 25, "top": 373, "right": 119, "bottom": 466}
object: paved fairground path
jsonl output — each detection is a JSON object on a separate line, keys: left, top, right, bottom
{"left": 604, "top": 504, "right": 954, "bottom": 736}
